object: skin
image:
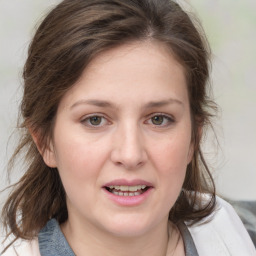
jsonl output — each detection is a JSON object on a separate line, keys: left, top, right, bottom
{"left": 40, "top": 41, "right": 193, "bottom": 256}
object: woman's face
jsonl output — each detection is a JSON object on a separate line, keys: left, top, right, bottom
{"left": 44, "top": 41, "right": 193, "bottom": 237}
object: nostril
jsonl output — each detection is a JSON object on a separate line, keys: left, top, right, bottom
{"left": 110, "top": 140, "right": 148, "bottom": 170}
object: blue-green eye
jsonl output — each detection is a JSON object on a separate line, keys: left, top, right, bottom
{"left": 89, "top": 116, "right": 102, "bottom": 126}
{"left": 148, "top": 114, "right": 174, "bottom": 126}
{"left": 81, "top": 115, "right": 108, "bottom": 127}
{"left": 151, "top": 116, "right": 164, "bottom": 125}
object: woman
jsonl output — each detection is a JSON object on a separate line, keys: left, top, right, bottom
{"left": 1, "top": 0, "right": 255, "bottom": 255}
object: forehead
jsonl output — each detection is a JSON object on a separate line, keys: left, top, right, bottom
{"left": 58, "top": 40, "right": 189, "bottom": 110}
{"left": 84, "top": 40, "right": 185, "bottom": 80}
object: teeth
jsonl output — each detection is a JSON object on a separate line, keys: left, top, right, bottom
{"left": 109, "top": 185, "right": 147, "bottom": 192}
{"left": 114, "top": 191, "right": 141, "bottom": 196}
{"left": 107, "top": 184, "right": 150, "bottom": 196}
{"left": 128, "top": 186, "right": 138, "bottom": 192}
{"left": 120, "top": 185, "right": 128, "bottom": 191}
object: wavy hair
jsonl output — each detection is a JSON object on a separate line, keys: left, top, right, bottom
{"left": 1, "top": 0, "right": 216, "bottom": 251}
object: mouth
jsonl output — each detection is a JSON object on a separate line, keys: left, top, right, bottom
{"left": 103, "top": 179, "right": 153, "bottom": 206}
{"left": 104, "top": 185, "right": 151, "bottom": 197}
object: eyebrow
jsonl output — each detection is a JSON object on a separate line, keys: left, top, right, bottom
{"left": 143, "top": 99, "right": 183, "bottom": 109}
{"left": 70, "top": 98, "right": 183, "bottom": 110}
{"left": 70, "top": 99, "right": 114, "bottom": 109}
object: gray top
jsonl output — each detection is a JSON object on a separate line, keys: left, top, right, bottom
{"left": 38, "top": 219, "right": 198, "bottom": 256}
{"left": 38, "top": 219, "right": 75, "bottom": 256}
{"left": 177, "top": 222, "right": 199, "bottom": 256}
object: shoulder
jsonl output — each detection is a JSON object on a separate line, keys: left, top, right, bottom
{"left": 1, "top": 238, "right": 40, "bottom": 256}
{"left": 188, "top": 195, "right": 256, "bottom": 256}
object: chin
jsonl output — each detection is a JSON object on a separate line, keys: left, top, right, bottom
{"left": 99, "top": 213, "right": 159, "bottom": 238}
{"left": 108, "top": 225, "right": 150, "bottom": 238}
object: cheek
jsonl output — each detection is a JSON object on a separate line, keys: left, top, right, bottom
{"left": 151, "top": 137, "right": 190, "bottom": 211}
{"left": 151, "top": 135, "right": 191, "bottom": 177}
{"left": 53, "top": 133, "right": 108, "bottom": 182}
{"left": 52, "top": 137, "right": 108, "bottom": 210}
{"left": 151, "top": 134, "right": 190, "bottom": 193}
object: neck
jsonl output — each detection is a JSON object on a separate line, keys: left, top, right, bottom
{"left": 61, "top": 217, "right": 174, "bottom": 256}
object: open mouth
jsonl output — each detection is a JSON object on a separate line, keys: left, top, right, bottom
{"left": 104, "top": 185, "right": 151, "bottom": 196}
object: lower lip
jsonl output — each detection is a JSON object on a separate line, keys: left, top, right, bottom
{"left": 103, "top": 188, "right": 153, "bottom": 206}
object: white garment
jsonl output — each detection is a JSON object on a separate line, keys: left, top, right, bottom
{"left": 1, "top": 196, "right": 256, "bottom": 256}
{"left": 1, "top": 239, "right": 40, "bottom": 256}
{"left": 188, "top": 196, "right": 256, "bottom": 255}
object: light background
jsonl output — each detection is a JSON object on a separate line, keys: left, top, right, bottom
{"left": 0, "top": 0, "right": 255, "bottom": 215}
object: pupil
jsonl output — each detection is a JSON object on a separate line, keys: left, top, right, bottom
{"left": 152, "top": 116, "right": 163, "bottom": 125}
{"left": 90, "top": 116, "right": 101, "bottom": 125}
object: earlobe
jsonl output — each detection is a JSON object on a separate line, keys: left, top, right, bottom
{"left": 41, "top": 141, "right": 57, "bottom": 168}
{"left": 30, "top": 128, "right": 57, "bottom": 168}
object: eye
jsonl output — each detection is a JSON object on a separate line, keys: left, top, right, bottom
{"left": 151, "top": 115, "right": 164, "bottom": 125}
{"left": 89, "top": 116, "right": 102, "bottom": 125}
{"left": 146, "top": 114, "right": 174, "bottom": 127}
{"left": 81, "top": 115, "right": 109, "bottom": 127}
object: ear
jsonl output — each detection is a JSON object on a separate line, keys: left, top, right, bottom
{"left": 30, "top": 128, "right": 57, "bottom": 168}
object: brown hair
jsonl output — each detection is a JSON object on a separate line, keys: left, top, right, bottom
{"left": 2, "top": 0, "right": 216, "bottom": 249}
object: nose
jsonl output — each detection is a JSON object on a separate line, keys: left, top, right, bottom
{"left": 110, "top": 123, "right": 148, "bottom": 170}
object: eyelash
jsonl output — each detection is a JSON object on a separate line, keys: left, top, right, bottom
{"left": 145, "top": 113, "right": 175, "bottom": 127}
{"left": 80, "top": 113, "right": 175, "bottom": 128}
{"left": 80, "top": 114, "right": 110, "bottom": 128}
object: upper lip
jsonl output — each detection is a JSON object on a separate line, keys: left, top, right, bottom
{"left": 103, "top": 179, "right": 153, "bottom": 187}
